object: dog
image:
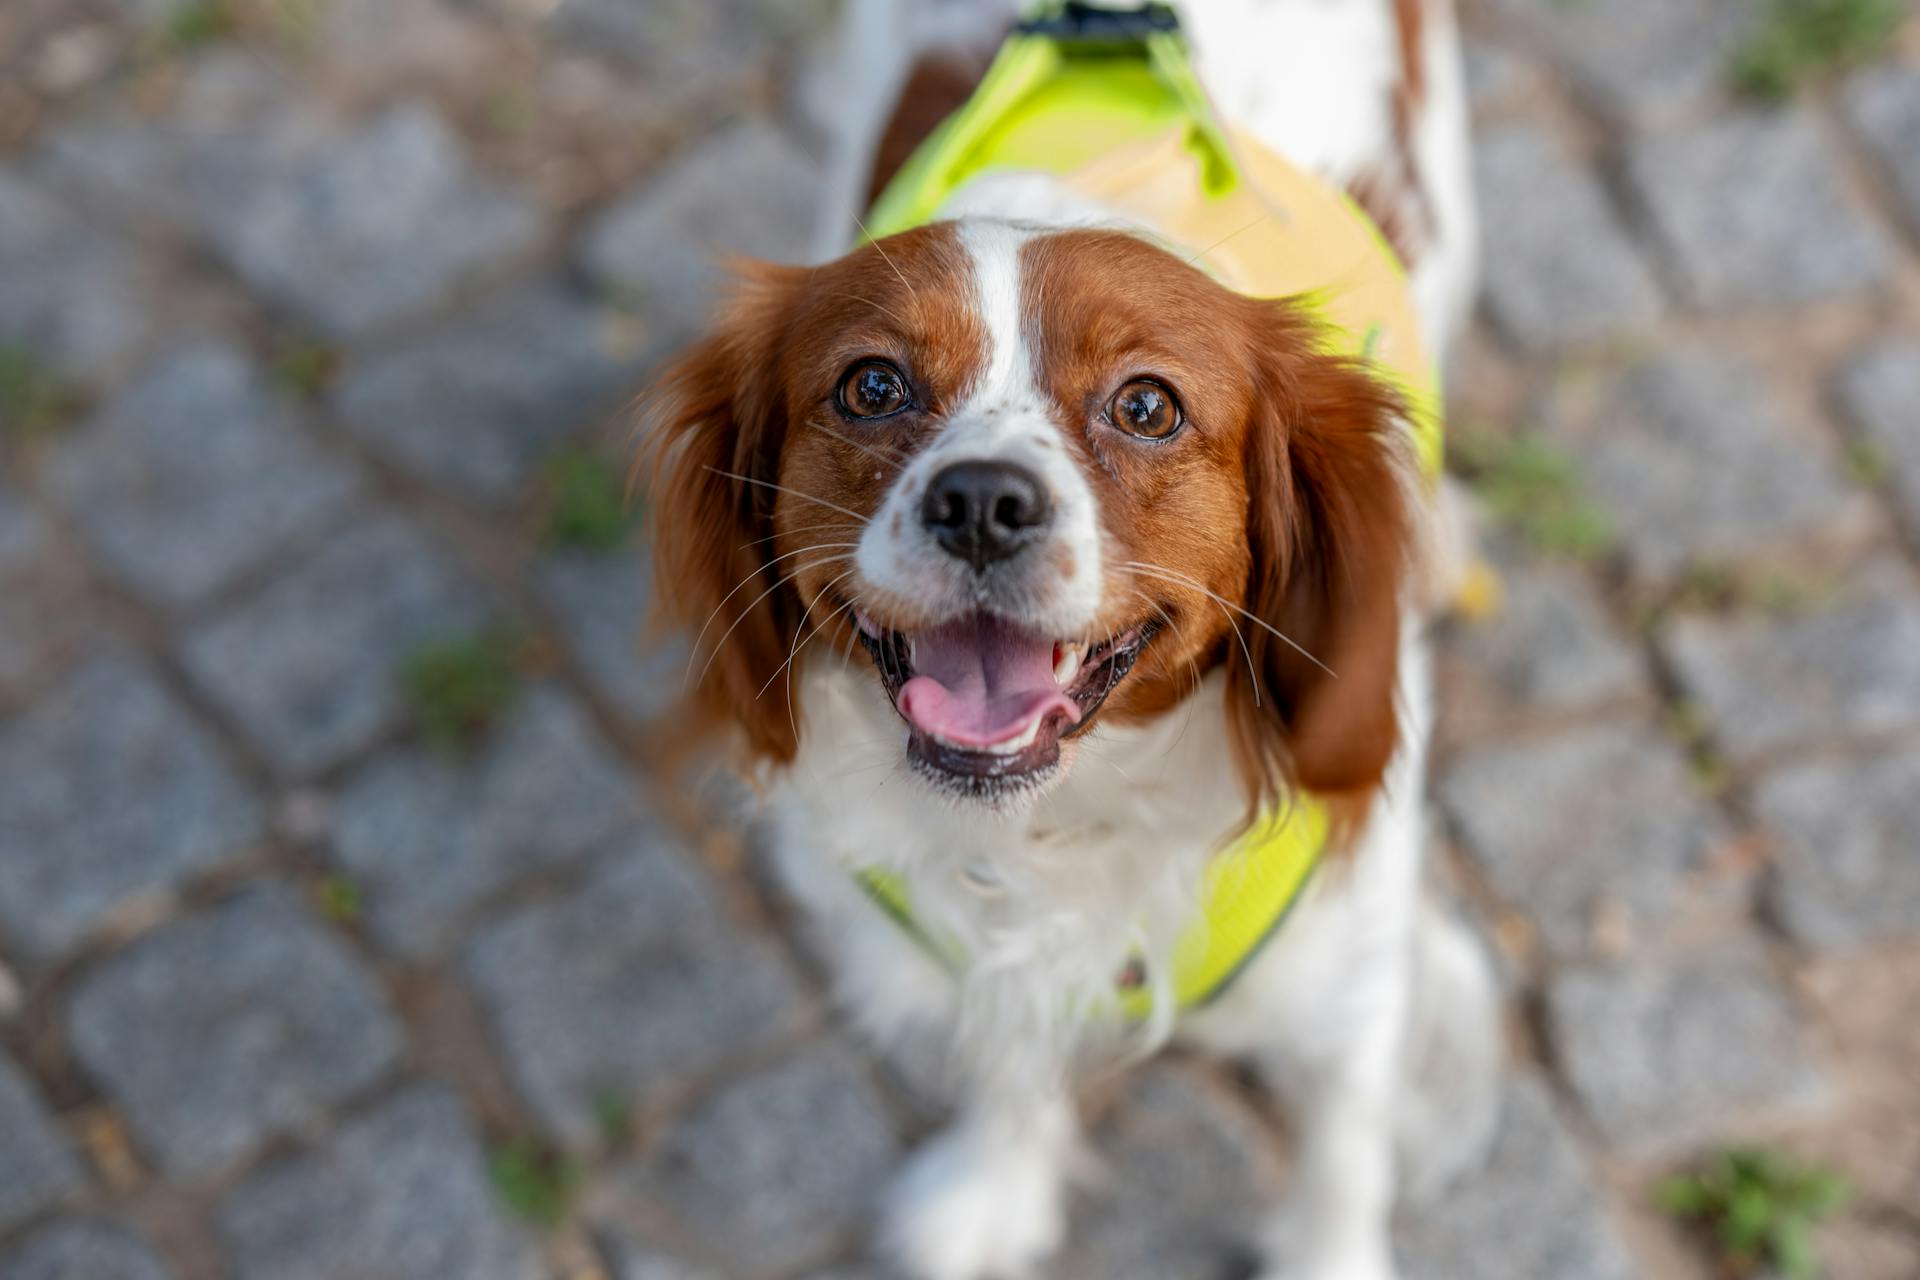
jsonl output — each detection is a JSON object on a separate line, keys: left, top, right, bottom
{"left": 644, "top": 2, "right": 1500, "bottom": 1276}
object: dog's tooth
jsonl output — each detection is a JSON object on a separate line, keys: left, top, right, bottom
{"left": 1053, "top": 643, "right": 1083, "bottom": 687}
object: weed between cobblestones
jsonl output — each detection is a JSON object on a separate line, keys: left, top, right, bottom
{"left": 591, "top": 1091, "right": 634, "bottom": 1147}
{"left": 0, "top": 347, "right": 82, "bottom": 442}
{"left": 1842, "top": 439, "right": 1888, "bottom": 489}
{"left": 1734, "top": 0, "right": 1904, "bottom": 99}
{"left": 316, "top": 875, "right": 364, "bottom": 925}
{"left": 400, "top": 630, "right": 526, "bottom": 751}
{"left": 1450, "top": 428, "right": 1613, "bottom": 561}
{"left": 153, "top": 0, "right": 325, "bottom": 55}
{"left": 158, "top": 0, "right": 239, "bottom": 53}
{"left": 543, "top": 449, "right": 638, "bottom": 551}
{"left": 1665, "top": 562, "right": 1837, "bottom": 620}
{"left": 1658, "top": 1148, "right": 1849, "bottom": 1279}
{"left": 487, "top": 1136, "right": 582, "bottom": 1229}
{"left": 270, "top": 340, "right": 341, "bottom": 400}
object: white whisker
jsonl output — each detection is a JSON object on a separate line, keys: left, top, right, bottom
{"left": 1121, "top": 560, "right": 1337, "bottom": 679}
{"left": 683, "top": 543, "right": 861, "bottom": 688}
{"left": 690, "top": 552, "right": 852, "bottom": 693}
{"left": 835, "top": 291, "right": 913, "bottom": 330}
{"left": 1121, "top": 565, "right": 1263, "bottom": 706}
{"left": 760, "top": 576, "right": 858, "bottom": 701}
{"left": 852, "top": 213, "right": 920, "bottom": 306}
{"left": 737, "top": 520, "right": 862, "bottom": 553}
{"left": 811, "top": 418, "right": 909, "bottom": 469}
{"left": 702, "top": 467, "right": 872, "bottom": 526}
{"left": 1183, "top": 212, "right": 1275, "bottom": 267}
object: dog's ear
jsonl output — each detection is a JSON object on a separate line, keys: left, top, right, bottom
{"left": 644, "top": 264, "right": 809, "bottom": 763}
{"left": 1227, "top": 304, "right": 1415, "bottom": 809}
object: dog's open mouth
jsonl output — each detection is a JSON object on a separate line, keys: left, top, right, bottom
{"left": 854, "top": 608, "right": 1157, "bottom": 794}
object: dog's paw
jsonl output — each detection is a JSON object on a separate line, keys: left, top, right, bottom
{"left": 1259, "top": 1211, "right": 1399, "bottom": 1280}
{"left": 880, "top": 1123, "right": 1068, "bottom": 1280}
{"left": 1256, "top": 1246, "right": 1399, "bottom": 1280}
{"left": 1256, "top": 1264, "right": 1399, "bottom": 1280}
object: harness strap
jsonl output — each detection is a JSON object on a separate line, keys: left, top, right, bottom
{"left": 854, "top": 797, "right": 1327, "bottom": 1019}
{"left": 867, "top": 1, "right": 1237, "bottom": 239}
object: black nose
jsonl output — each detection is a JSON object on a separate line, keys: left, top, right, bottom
{"left": 920, "top": 460, "right": 1053, "bottom": 570}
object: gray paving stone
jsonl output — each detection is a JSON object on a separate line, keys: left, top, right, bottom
{"left": 0, "top": 658, "right": 262, "bottom": 960}
{"left": 1547, "top": 941, "right": 1825, "bottom": 1154}
{"left": 0, "top": 488, "right": 45, "bottom": 576}
{"left": 0, "top": 1055, "right": 82, "bottom": 1233}
{"left": 291, "top": 0, "right": 491, "bottom": 80}
{"left": 185, "top": 101, "right": 541, "bottom": 338}
{"left": 1552, "top": 353, "right": 1862, "bottom": 580}
{"left": 1057, "top": 1069, "right": 1278, "bottom": 1280}
{"left": 539, "top": 546, "right": 687, "bottom": 726}
{"left": 597, "top": 1233, "right": 722, "bottom": 1280}
{"left": 548, "top": 0, "right": 829, "bottom": 104}
{"left": 48, "top": 343, "right": 358, "bottom": 608}
{"left": 0, "top": 1219, "right": 175, "bottom": 1280}
{"left": 1394, "top": 1078, "right": 1637, "bottom": 1280}
{"left": 1846, "top": 65, "right": 1920, "bottom": 234}
{"left": 1835, "top": 338, "right": 1920, "bottom": 532}
{"left": 577, "top": 121, "right": 825, "bottom": 363}
{"left": 1473, "top": 125, "right": 1663, "bottom": 352}
{"left": 39, "top": 53, "right": 290, "bottom": 230}
{"left": 68, "top": 888, "right": 402, "bottom": 1179}
{"left": 179, "top": 518, "right": 490, "bottom": 776}
{"left": 1660, "top": 568, "right": 1920, "bottom": 763}
{"left": 636, "top": 1046, "right": 897, "bottom": 1275}
{"left": 1439, "top": 723, "right": 1732, "bottom": 956}
{"left": 1463, "top": 41, "right": 1532, "bottom": 112}
{"left": 1626, "top": 109, "right": 1891, "bottom": 309}
{"left": 1440, "top": 550, "right": 1645, "bottom": 715}
{"left": 333, "top": 284, "right": 637, "bottom": 500}
{"left": 218, "top": 1087, "right": 541, "bottom": 1280}
{"left": 1753, "top": 749, "right": 1920, "bottom": 949}
{"left": 466, "top": 828, "right": 804, "bottom": 1146}
{"left": 0, "top": 170, "right": 154, "bottom": 382}
{"left": 1487, "top": 0, "right": 1753, "bottom": 126}
{"left": 330, "top": 687, "right": 635, "bottom": 957}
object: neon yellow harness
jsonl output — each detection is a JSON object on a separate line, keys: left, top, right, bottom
{"left": 855, "top": 4, "right": 1443, "bottom": 1016}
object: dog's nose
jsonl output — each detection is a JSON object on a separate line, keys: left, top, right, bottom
{"left": 921, "top": 460, "right": 1053, "bottom": 570}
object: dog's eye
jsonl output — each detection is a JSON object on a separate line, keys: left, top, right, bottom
{"left": 838, "top": 361, "right": 911, "bottom": 419}
{"left": 1106, "top": 379, "right": 1182, "bottom": 440}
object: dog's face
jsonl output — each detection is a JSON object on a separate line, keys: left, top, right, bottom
{"left": 648, "top": 221, "right": 1413, "bottom": 810}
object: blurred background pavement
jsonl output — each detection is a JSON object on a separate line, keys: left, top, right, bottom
{"left": 0, "top": 0, "right": 1918, "bottom": 1277}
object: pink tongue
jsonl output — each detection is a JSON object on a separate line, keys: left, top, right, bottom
{"left": 897, "top": 615, "right": 1081, "bottom": 747}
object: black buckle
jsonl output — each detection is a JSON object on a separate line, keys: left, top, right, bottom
{"left": 1013, "top": 2, "right": 1181, "bottom": 43}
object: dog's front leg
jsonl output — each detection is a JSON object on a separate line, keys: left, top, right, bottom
{"left": 1260, "top": 1026, "right": 1403, "bottom": 1280}
{"left": 1235, "top": 932, "right": 1411, "bottom": 1280}
{"left": 881, "top": 1083, "right": 1077, "bottom": 1280}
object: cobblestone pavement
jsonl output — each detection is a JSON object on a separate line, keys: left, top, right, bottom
{"left": 1, "top": 2, "right": 1917, "bottom": 1277}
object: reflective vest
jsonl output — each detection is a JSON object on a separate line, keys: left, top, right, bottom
{"left": 855, "top": 3, "right": 1443, "bottom": 1016}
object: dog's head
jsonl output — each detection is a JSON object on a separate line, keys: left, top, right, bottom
{"left": 646, "top": 221, "right": 1414, "bottom": 811}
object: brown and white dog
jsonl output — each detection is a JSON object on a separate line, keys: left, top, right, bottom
{"left": 644, "top": 2, "right": 1499, "bottom": 1276}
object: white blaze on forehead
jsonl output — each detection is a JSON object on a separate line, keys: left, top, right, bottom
{"left": 955, "top": 218, "right": 1041, "bottom": 417}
